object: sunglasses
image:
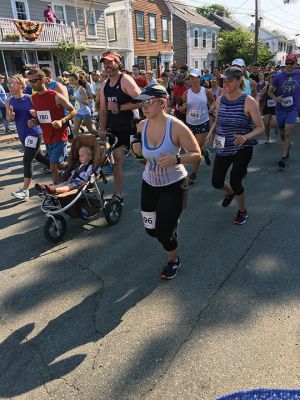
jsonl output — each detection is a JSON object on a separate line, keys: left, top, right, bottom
{"left": 140, "top": 99, "right": 160, "bottom": 108}
{"left": 28, "top": 78, "right": 42, "bottom": 83}
{"left": 7, "top": 82, "right": 19, "bottom": 87}
{"left": 285, "top": 61, "right": 295, "bottom": 66}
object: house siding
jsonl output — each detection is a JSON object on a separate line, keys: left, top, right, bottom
{"left": 188, "top": 25, "right": 218, "bottom": 69}
{"left": 0, "top": 0, "right": 13, "bottom": 18}
{"left": 132, "top": 0, "right": 172, "bottom": 72}
{"left": 172, "top": 14, "right": 187, "bottom": 66}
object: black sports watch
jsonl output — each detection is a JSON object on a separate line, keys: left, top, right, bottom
{"left": 176, "top": 154, "right": 181, "bottom": 164}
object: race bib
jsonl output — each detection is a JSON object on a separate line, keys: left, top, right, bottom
{"left": 282, "top": 96, "right": 293, "bottom": 108}
{"left": 213, "top": 134, "right": 225, "bottom": 149}
{"left": 267, "top": 99, "right": 276, "bottom": 107}
{"left": 141, "top": 211, "right": 156, "bottom": 229}
{"left": 189, "top": 110, "right": 200, "bottom": 120}
{"left": 24, "top": 135, "right": 38, "bottom": 148}
{"left": 36, "top": 110, "right": 52, "bottom": 124}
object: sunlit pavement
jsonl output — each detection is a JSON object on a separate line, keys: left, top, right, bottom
{"left": 0, "top": 126, "right": 299, "bottom": 400}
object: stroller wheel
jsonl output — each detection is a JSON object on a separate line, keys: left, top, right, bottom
{"left": 104, "top": 198, "right": 122, "bottom": 225}
{"left": 44, "top": 215, "right": 67, "bottom": 243}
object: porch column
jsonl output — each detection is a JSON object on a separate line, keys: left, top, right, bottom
{"left": 1, "top": 50, "right": 8, "bottom": 79}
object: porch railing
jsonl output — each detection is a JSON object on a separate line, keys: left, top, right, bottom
{"left": 0, "top": 18, "right": 77, "bottom": 45}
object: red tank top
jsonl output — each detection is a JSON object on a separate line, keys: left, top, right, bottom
{"left": 31, "top": 89, "right": 68, "bottom": 144}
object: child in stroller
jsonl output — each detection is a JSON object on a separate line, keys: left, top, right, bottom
{"left": 35, "top": 145, "right": 94, "bottom": 195}
{"left": 39, "top": 135, "right": 122, "bottom": 242}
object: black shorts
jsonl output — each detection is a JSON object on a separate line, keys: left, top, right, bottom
{"left": 109, "top": 130, "right": 130, "bottom": 149}
{"left": 262, "top": 106, "right": 276, "bottom": 116}
{"left": 187, "top": 121, "right": 210, "bottom": 135}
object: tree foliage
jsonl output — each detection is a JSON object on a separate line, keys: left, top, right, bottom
{"left": 217, "top": 29, "right": 274, "bottom": 66}
{"left": 196, "top": 4, "right": 230, "bottom": 18}
{"left": 52, "top": 41, "right": 86, "bottom": 72}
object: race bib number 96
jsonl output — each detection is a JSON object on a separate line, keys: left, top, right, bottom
{"left": 37, "top": 110, "right": 52, "bottom": 124}
{"left": 141, "top": 211, "right": 156, "bottom": 229}
{"left": 282, "top": 96, "right": 293, "bottom": 108}
{"left": 213, "top": 134, "right": 225, "bottom": 149}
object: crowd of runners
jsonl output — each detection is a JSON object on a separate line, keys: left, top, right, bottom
{"left": 1, "top": 50, "right": 300, "bottom": 279}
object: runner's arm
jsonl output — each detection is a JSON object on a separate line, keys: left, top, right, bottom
{"left": 54, "top": 82, "right": 68, "bottom": 99}
{"left": 235, "top": 96, "right": 264, "bottom": 145}
{"left": 5, "top": 99, "right": 14, "bottom": 121}
{"left": 99, "top": 85, "right": 108, "bottom": 134}
{"left": 267, "top": 83, "right": 282, "bottom": 103}
{"left": 178, "top": 90, "right": 187, "bottom": 114}
{"left": 120, "top": 75, "right": 141, "bottom": 111}
{"left": 206, "top": 96, "right": 221, "bottom": 144}
{"left": 55, "top": 93, "right": 77, "bottom": 123}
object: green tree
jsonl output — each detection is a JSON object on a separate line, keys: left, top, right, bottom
{"left": 196, "top": 4, "right": 230, "bottom": 18}
{"left": 217, "top": 29, "right": 274, "bottom": 66}
{"left": 52, "top": 41, "right": 86, "bottom": 72}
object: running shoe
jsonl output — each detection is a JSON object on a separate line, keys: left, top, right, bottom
{"left": 11, "top": 187, "right": 29, "bottom": 200}
{"left": 222, "top": 193, "right": 235, "bottom": 208}
{"left": 188, "top": 172, "right": 197, "bottom": 184}
{"left": 203, "top": 149, "right": 211, "bottom": 166}
{"left": 264, "top": 137, "right": 272, "bottom": 144}
{"left": 160, "top": 257, "right": 181, "bottom": 280}
{"left": 233, "top": 209, "right": 248, "bottom": 225}
{"left": 278, "top": 157, "right": 288, "bottom": 169}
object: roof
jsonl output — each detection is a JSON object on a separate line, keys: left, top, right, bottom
{"left": 170, "top": 2, "right": 220, "bottom": 29}
{"left": 211, "top": 13, "right": 247, "bottom": 30}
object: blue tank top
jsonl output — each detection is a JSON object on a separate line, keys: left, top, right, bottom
{"left": 46, "top": 80, "right": 57, "bottom": 90}
{"left": 243, "top": 79, "right": 251, "bottom": 95}
{"left": 10, "top": 95, "right": 42, "bottom": 142}
{"left": 142, "top": 116, "right": 187, "bottom": 187}
{"left": 74, "top": 86, "right": 91, "bottom": 115}
{"left": 215, "top": 94, "right": 256, "bottom": 156}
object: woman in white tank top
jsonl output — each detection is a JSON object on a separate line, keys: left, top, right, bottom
{"left": 134, "top": 85, "right": 200, "bottom": 280}
{"left": 179, "top": 69, "right": 214, "bottom": 183}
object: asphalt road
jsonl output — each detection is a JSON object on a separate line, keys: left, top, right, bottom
{"left": 0, "top": 128, "right": 299, "bottom": 400}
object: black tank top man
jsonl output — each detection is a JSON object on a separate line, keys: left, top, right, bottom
{"left": 104, "top": 74, "right": 133, "bottom": 146}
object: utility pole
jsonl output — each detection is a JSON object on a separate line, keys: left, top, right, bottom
{"left": 253, "top": 0, "right": 260, "bottom": 64}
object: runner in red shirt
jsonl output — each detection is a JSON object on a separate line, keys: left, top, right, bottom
{"left": 132, "top": 65, "right": 148, "bottom": 89}
{"left": 27, "top": 69, "right": 76, "bottom": 182}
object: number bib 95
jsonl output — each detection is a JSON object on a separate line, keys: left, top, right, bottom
{"left": 141, "top": 211, "right": 156, "bottom": 229}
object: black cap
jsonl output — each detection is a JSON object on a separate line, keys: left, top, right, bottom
{"left": 223, "top": 67, "right": 243, "bottom": 80}
{"left": 135, "top": 84, "right": 168, "bottom": 100}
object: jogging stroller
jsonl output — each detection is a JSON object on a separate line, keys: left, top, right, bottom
{"left": 40, "top": 134, "right": 122, "bottom": 243}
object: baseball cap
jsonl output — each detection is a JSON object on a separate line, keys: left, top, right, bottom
{"left": 188, "top": 69, "right": 201, "bottom": 78}
{"left": 286, "top": 53, "right": 297, "bottom": 63}
{"left": 231, "top": 58, "right": 246, "bottom": 68}
{"left": 62, "top": 71, "right": 70, "bottom": 76}
{"left": 100, "top": 52, "right": 120, "bottom": 63}
{"left": 134, "top": 84, "right": 168, "bottom": 101}
{"left": 223, "top": 67, "right": 244, "bottom": 80}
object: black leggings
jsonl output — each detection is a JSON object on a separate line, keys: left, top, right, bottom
{"left": 22, "top": 136, "right": 50, "bottom": 179}
{"left": 212, "top": 147, "right": 253, "bottom": 196}
{"left": 141, "top": 179, "right": 185, "bottom": 252}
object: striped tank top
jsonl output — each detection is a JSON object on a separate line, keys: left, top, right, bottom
{"left": 142, "top": 116, "right": 187, "bottom": 187}
{"left": 215, "top": 94, "right": 257, "bottom": 156}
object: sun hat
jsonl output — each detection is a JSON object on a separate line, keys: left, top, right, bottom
{"left": 223, "top": 67, "right": 244, "bottom": 79}
{"left": 188, "top": 69, "right": 202, "bottom": 78}
{"left": 231, "top": 58, "right": 246, "bottom": 68}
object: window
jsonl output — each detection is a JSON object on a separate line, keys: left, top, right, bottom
{"left": 194, "top": 29, "right": 199, "bottom": 48}
{"left": 203, "top": 60, "right": 206, "bottom": 69}
{"left": 150, "top": 57, "right": 158, "bottom": 75}
{"left": 135, "top": 12, "right": 145, "bottom": 40}
{"left": 211, "top": 32, "right": 216, "bottom": 49}
{"left": 202, "top": 30, "right": 207, "bottom": 48}
{"left": 148, "top": 14, "right": 157, "bottom": 41}
{"left": 13, "top": 1, "right": 29, "bottom": 20}
{"left": 162, "top": 17, "right": 169, "bottom": 42}
{"left": 137, "top": 56, "right": 147, "bottom": 70}
{"left": 106, "top": 13, "right": 116, "bottom": 42}
{"left": 194, "top": 60, "right": 199, "bottom": 69}
{"left": 86, "top": 10, "right": 96, "bottom": 37}
{"left": 53, "top": 5, "right": 66, "bottom": 24}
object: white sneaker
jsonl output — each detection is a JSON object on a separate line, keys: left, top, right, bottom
{"left": 11, "top": 188, "right": 29, "bottom": 201}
